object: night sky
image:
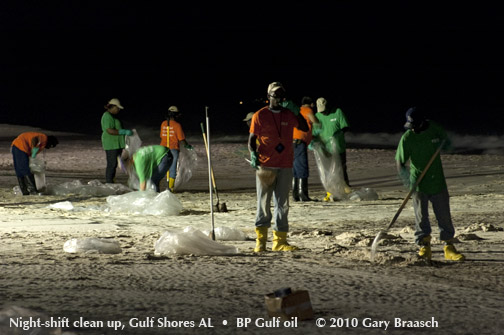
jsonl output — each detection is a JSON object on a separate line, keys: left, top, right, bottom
{"left": 1, "top": 2, "right": 503, "bottom": 136}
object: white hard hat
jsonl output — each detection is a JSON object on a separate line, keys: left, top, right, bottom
{"left": 168, "top": 106, "right": 180, "bottom": 113}
{"left": 108, "top": 98, "right": 124, "bottom": 109}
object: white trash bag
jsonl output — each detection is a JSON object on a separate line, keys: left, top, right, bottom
{"left": 29, "top": 156, "right": 47, "bottom": 192}
{"left": 174, "top": 145, "right": 198, "bottom": 190}
{"left": 48, "top": 201, "right": 74, "bottom": 210}
{"left": 45, "top": 179, "right": 130, "bottom": 196}
{"left": 349, "top": 187, "right": 379, "bottom": 201}
{"left": 154, "top": 226, "right": 239, "bottom": 256}
{"left": 312, "top": 138, "right": 347, "bottom": 199}
{"left": 107, "top": 190, "right": 183, "bottom": 216}
{"left": 63, "top": 238, "right": 122, "bottom": 254}
{"left": 202, "top": 227, "right": 248, "bottom": 241}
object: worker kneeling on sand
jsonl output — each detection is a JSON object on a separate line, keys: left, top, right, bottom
{"left": 129, "top": 145, "right": 173, "bottom": 192}
{"left": 11, "top": 132, "right": 58, "bottom": 195}
{"left": 248, "top": 82, "right": 308, "bottom": 252}
{"left": 396, "top": 107, "right": 464, "bottom": 261}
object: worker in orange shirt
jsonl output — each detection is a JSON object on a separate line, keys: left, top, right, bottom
{"left": 11, "top": 132, "right": 58, "bottom": 195}
{"left": 292, "top": 96, "right": 318, "bottom": 201}
{"left": 160, "top": 105, "right": 193, "bottom": 192}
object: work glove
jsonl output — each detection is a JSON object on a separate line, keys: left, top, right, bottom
{"left": 119, "top": 129, "right": 133, "bottom": 136}
{"left": 31, "top": 147, "right": 39, "bottom": 158}
{"left": 398, "top": 167, "right": 411, "bottom": 188}
{"left": 250, "top": 151, "right": 259, "bottom": 170}
{"left": 312, "top": 124, "right": 322, "bottom": 137}
{"left": 184, "top": 144, "right": 193, "bottom": 150}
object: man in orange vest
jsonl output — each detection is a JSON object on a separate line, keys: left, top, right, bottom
{"left": 160, "top": 106, "right": 193, "bottom": 192}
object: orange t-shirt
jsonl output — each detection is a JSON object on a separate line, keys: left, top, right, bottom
{"left": 249, "top": 106, "right": 298, "bottom": 168}
{"left": 11, "top": 132, "right": 48, "bottom": 155}
{"left": 293, "top": 106, "right": 314, "bottom": 143}
{"left": 160, "top": 120, "right": 185, "bottom": 150}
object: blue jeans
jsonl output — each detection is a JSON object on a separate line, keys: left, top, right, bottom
{"left": 255, "top": 168, "right": 292, "bottom": 232}
{"left": 150, "top": 153, "right": 173, "bottom": 192}
{"left": 105, "top": 149, "right": 122, "bottom": 183}
{"left": 293, "top": 141, "right": 309, "bottom": 179}
{"left": 412, "top": 187, "right": 455, "bottom": 244}
{"left": 169, "top": 149, "right": 179, "bottom": 179}
{"left": 12, "top": 145, "right": 31, "bottom": 177}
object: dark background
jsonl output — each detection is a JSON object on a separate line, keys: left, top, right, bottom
{"left": 1, "top": 2, "right": 503, "bottom": 137}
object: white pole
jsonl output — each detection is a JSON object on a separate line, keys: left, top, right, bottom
{"left": 206, "top": 106, "right": 215, "bottom": 240}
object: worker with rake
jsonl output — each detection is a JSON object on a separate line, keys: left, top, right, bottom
{"left": 396, "top": 107, "right": 464, "bottom": 261}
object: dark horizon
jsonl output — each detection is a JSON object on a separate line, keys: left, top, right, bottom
{"left": 1, "top": 3, "right": 503, "bottom": 136}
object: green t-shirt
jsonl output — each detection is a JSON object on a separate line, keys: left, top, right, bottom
{"left": 315, "top": 108, "right": 349, "bottom": 154}
{"left": 133, "top": 145, "right": 170, "bottom": 183}
{"left": 101, "top": 112, "right": 125, "bottom": 150}
{"left": 395, "top": 121, "right": 448, "bottom": 195}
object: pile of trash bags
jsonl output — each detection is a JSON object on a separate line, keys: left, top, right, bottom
{"left": 154, "top": 227, "right": 239, "bottom": 256}
{"left": 107, "top": 190, "right": 183, "bottom": 216}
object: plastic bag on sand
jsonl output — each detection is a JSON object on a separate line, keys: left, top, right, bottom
{"left": 48, "top": 201, "right": 74, "bottom": 210}
{"left": 0, "top": 305, "right": 61, "bottom": 335}
{"left": 174, "top": 145, "right": 198, "bottom": 190}
{"left": 349, "top": 187, "right": 379, "bottom": 201}
{"left": 155, "top": 226, "right": 238, "bottom": 256}
{"left": 312, "top": 139, "right": 346, "bottom": 199}
{"left": 202, "top": 227, "right": 247, "bottom": 241}
{"left": 63, "top": 238, "right": 122, "bottom": 254}
{"left": 107, "top": 190, "right": 183, "bottom": 216}
{"left": 46, "top": 179, "right": 131, "bottom": 196}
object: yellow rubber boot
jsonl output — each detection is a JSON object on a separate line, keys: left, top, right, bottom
{"left": 254, "top": 227, "right": 268, "bottom": 252}
{"left": 323, "top": 192, "right": 332, "bottom": 202}
{"left": 272, "top": 231, "right": 299, "bottom": 251}
{"left": 443, "top": 244, "right": 465, "bottom": 261}
{"left": 168, "top": 177, "right": 176, "bottom": 192}
{"left": 418, "top": 235, "right": 432, "bottom": 260}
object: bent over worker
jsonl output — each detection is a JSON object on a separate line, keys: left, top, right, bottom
{"left": 131, "top": 145, "right": 173, "bottom": 192}
{"left": 11, "top": 132, "right": 58, "bottom": 195}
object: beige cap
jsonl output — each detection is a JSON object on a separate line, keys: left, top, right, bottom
{"left": 108, "top": 98, "right": 124, "bottom": 109}
{"left": 316, "top": 97, "right": 327, "bottom": 113}
{"left": 243, "top": 112, "right": 255, "bottom": 122}
{"left": 267, "top": 82, "right": 285, "bottom": 95}
{"left": 168, "top": 106, "right": 180, "bottom": 112}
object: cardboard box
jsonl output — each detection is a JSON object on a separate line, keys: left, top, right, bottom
{"left": 264, "top": 290, "right": 314, "bottom": 320}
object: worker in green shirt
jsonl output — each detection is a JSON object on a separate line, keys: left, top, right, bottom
{"left": 131, "top": 145, "right": 173, "bottom": 192}
{"left": 101, "top": 98, "right": 133, "bottom": 184}
{"left": 396, "top": 107, "right": 464, "bottom": 262}
{"left": 313, "top": 97, "right": 351, "bottom": 201}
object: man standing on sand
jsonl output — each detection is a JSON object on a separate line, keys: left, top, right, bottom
{"left": 396, "top": 106, "right": 465, "bottom": 261}
{"left": 11, "top": 132, "right": 58, "bottom": 195}
{"left": 101, "top": 98, "right": 133, "bottom": 184}
{"left": 160, "top": 106, "right": 193, "bottom": 192}
{"left": 292, "top": 96, "right": 318, "bottom": 202}
{"left": 248, "top": 82, "right": 308, "bottom": 252}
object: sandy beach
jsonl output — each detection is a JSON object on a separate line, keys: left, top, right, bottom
{"left": 1, "top": 125, "right": 504, "bottom": 334}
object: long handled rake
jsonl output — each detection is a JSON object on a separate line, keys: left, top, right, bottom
{"left": 370, "top": 139, "right": 446, "bottom": 261}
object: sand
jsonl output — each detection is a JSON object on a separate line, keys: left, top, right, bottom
{"left": 1, "top": 126, "right": 504, "bottom": 334}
